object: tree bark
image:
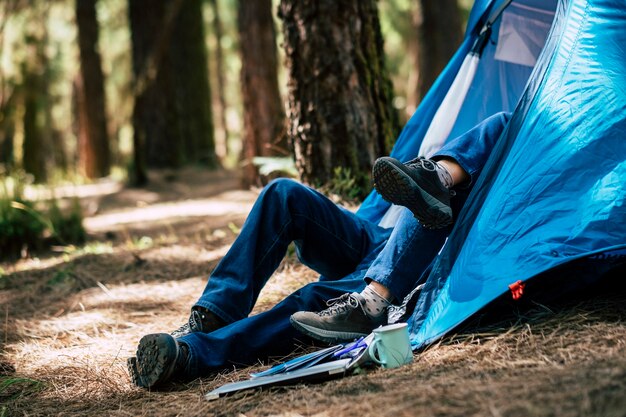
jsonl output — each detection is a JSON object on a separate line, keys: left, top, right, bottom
{"left": 171, "top": 0, "right": 217, "bottom": 167}
{"left": 129, "top": 0, "right": 182, "bottom": 178}
{"left": 129, "top": 0, "right": 216, "bottom": 182}
{"left": 21, "top": 11, "right": 51, "bottom": 183}
{"left": 208, "top": 0, "right": 229, "bottom": 160}
{"left": 405, "top": 1, "right": 423, "bottom": 116}
{"left": 75, "top": 0, "right": 111, "bottom": 178}
{"left": 0, "top": 88, "right": 16, "bottom": 168}
{"left": 417, "top": 0, "right": 463, "bottom": 98}
{"left": 238, "top": 0, "right": 286, "bottom": 188}
{"left": 278, "top": 0, "right": 398, "bottom": 194}
{"left": 22, "top": 69, "right": 47, "bottom": 183}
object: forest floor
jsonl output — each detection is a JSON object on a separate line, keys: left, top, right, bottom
{"left": 1, "top": 168, "right": 625, "bottom": 417}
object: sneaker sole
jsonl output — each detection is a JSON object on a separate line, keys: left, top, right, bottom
{"left": 290, "top": 316, "right": 368, "bottom": 344}
{"left": 373, "top": 157, "right": 453, "bottom": 229}
{"left": 132, "top": 333, "right": 179, "bottom": 388}
{"left": 127, "top": 356, "right": 141, "bottom": 386}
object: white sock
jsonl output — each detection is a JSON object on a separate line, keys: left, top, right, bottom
{"left": 433, "top": 161, "right": 454, "bottom": 189}
{"left": 360, "top": 285, "right": 391, "bottom": 317}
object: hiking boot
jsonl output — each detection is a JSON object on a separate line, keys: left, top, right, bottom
{"left": 171, "top": 307, "right": 226, "bottom": 339}
{"left": 127, "top": 333, "right": 189, "bottom": 388}
{"left": 290, "top": 293, "right": 387, "bottom": 344}
{"left": 372, "top": 156, "right": 454, "bottom": 229}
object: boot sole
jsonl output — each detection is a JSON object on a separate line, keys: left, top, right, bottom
{"left": 373, "top": 157, "right": 453, "bottom": 229}
{"left": 290, "top": 316, "right": 367, "bottom": 345}
{"left": 131, "top": 333, "right": 179, "bottom": 388}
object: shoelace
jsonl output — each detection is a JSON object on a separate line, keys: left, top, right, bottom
{"left": 171, "top": 310, "right": 204, "bottom": 336}
{"left": 319, "top": 293, "right": 367, "bottom": 317}
{"left": 407, "top": 156, "right": 456, "bottom": 198}
{"left": 406, "top": 156, "right": 436, "bottom": 171}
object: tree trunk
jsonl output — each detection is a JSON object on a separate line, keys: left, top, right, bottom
{"left": 208, "top": 0, "right": 229, "bottom": 160}
{"left": 405, "top": 1, "right": 423, "bottom": 116}
{"left": 0, "top": 89, "right": 16, "bottom": 169}
{"left": 129, "top": 0, "right": 182, "bottom": 177}
{"left": 171, "top": 0, "right": 217, "bottom": 167}
{"left": 417, "top": 0, "right": 463, "bottom": 98}
{"left": 22, "top": 69, "right": 47, "bottom": 183}
{"left": 0, "top": 118, "right": 15, "bottom": 169}
{"left": 129, "top": 0, "right": 216, "bottom": 181}
{"left": 75, "top": 0, "right": 111, "bottom": 178}
{"left": 21, "top": 12, "right": 51, "bottom": 183}
{"left": 238, "top": 0, "right": 286, "bottom": 188}
{"left": 278, "top": 0, "right": 398, "bottom": 195}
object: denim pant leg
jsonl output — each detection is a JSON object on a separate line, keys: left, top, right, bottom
{"left": 365, "top": 207, "right": 452, "bottom": 302}
{"left": 180, "top": 259, "right": 377, "bottom": 377}
{"left": 195, "top": 178, "right": 391, "bottom": 323}
{"left": 434, "top": 111, "right": 510, "bottom": 185}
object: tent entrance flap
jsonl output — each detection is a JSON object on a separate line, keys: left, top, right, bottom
{"left": 408, "top": 0, "right": 626, "bottom": 350}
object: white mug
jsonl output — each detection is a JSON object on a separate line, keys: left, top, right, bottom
{"left": 368, "top": 323, "right": 413, "bottom": 369}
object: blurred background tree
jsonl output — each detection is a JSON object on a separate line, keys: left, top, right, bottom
{"left": 238, "top": 0, "right": 285, "bottom": 189}
{"left": 76, "top": 0, "right": 111, "bottom": 179}
{"left": 0, "top": 0, "right": 469, "bottom": 194}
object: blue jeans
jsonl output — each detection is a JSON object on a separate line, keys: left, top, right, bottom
{"left": 178, "top": 112, "right": 510, "bottom": 377}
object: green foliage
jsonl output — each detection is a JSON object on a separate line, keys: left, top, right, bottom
{"left": 48, "top": 198, "right": 86, "bottom": 246}
{"left": 252, "top": 156, "right": 298, "bottom": 178}
{"left": 321, "top": 167, "right": 371, "bottom": 204}
{"left": 0, "top": 377, "right": 44, "bottom": 402}
{"left": 0, "top": 171, "right": 86, "bottom": 259}
{"left": 0, "top": 173, "right": 47, "bottom": 258}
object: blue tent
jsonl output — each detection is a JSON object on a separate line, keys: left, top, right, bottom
{"left": 360, "top": 0, "right": 626, "bottom": 348}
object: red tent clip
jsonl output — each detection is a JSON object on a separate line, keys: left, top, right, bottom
{"left": 508, "top": 280, "right": 525, "bottom": 300}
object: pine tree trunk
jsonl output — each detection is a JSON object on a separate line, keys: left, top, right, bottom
{"left": 238, "top": 0, "right": 286, "bottom": 188}
{"left": 406, "top": 1, "right": 423, "bottom": 116}
{"left": 129, "top": 0, "right": 182, "bottom": 175}
{"left": 171, "top": 0, "right": 217, "bottom": 167}
{"left": 22, "top": 70, "right": 47, "bottom": 183}
{"left": 418, "top": 0, "right": 463, "bottom": 98}
{"left": 76, "top": 0, "right": 111, "bottom": 178}
{"left": 208, "top": 0, "right": 229, "bottom": 160}
{"left": 278, "top": 0, "right": 398, "bottom": 194}
{"left": 129, "top": 0, "right": 216, "bottom": 178}
{"left": 0, "top": 122, "right": 13, "bottom": 167}
{"left": 0, "top": 89, "right": 16, "bottom": 168}
{"left": 22, "top": 12, "right": 51, "bottom": 183}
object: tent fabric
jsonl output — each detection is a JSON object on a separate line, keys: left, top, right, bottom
{"left": 357, "top": 0, "right": 556, "bottom": 223}
{"left": 408, "top": 0, "right": 626, "bottom": 348}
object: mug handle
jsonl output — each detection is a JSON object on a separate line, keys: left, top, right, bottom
{"left": 368, "top": 338, "right": 386, "bottom": 366}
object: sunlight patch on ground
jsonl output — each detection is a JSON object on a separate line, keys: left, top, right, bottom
{"left": 84, "top": 197, "right": 253, "bottom": 232}
{"left": 140, "top": 244, "right": 230, "bottom": 265}
{"left": 4, "top": 263, "right": 320, "bottom": 403}
{"left": 23, "top": 179, "right": 124, "bottom": 201}
{"left": 74, "top": 277, "right": 205, "bottom": 310}
{"left": 1, "top": 254, "right": 69, "bottom": 275}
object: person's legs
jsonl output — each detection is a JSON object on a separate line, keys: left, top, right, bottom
{"left": 372, "top": 111, "right": 511, "bottom": 228}
{"left": 433, "top": 111, "right": 511, "bottom": 186}
{"left": 364, "top": 207, "right": 452, "bottom": 302}
{"left": 129, "top": 179, "right": 393, "bottom": 387}
{"left": 193, "top": 178, "right": 390, "bottom": 325}
{"left": 181, "top": 273, "right": 369, "bottom": 378}
{"left": 130, "top": 261, "right": 374, "bottom": 387}
{"left": 290, "top": 194, "right": 473, "bottom": 343}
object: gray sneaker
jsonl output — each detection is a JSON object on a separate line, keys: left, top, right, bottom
{"left": 290, "top": 293, "right": 387, "bottom": 344}
{"left": 372, "top": 156, "right": 454, "bottom": 229}
{"left": 127, "top": 333, "right": 188, "bottom": 388}
{"left": 171, "top": 307, "right": 225, "bottom": 338}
